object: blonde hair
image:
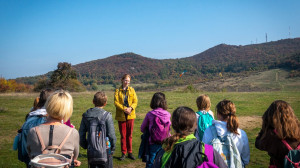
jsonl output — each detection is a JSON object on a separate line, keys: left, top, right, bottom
{"left": 45, "top": 90, "right": 73, "bottom": 122}
{"left": 196, "top": 94, "right": 211, "bottom": 111}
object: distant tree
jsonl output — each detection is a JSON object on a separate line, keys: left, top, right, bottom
{"left": 50, "top": 62, "right": 77, "bottom": 84}
{"left": 0, "top": 78, "right": 32, "bottom": 92}
{"left": 34, "top": 62, "right": 85, "bottom": 92}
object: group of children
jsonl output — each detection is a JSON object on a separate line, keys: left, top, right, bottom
{"left": 141, "top": 93, "right": 300, "bottom": 168}
{"left": 16, "top": 89, "right": 300, "bottom": 168}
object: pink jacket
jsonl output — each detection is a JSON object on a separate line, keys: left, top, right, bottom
{"left": 141, "top": 108, "right": 171, "bottom": 144}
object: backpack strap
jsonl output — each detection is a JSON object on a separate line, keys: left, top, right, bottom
{"left": 204, "top": 144, "right": 214, "bottom": 163}
{"left": 273, "top": 129, "right": 294, "bottom": 151}
{"left": 35, "top": 127, "right": 46, "bottom": 152}
{"left": 56, "top": 127, "right": 74, "bottom": 154}
{"left": 99, "top": 111, "right": 109, "bottom": 122}
{"left": 35, "top": 126, "right": 74, "bottom": 154}
{"left": 296, "top": 143, "right": 300, "bottom": 150}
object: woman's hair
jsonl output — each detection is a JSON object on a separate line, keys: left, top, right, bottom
{"left": 121, "top": 74, "right": 131, "bottom": 81}
{"left": 45, "top": 90, "right": 73, "bottom": 122}
{"left": 33, "top": 97, "right": 40, "bottom": 108}
{"left": 261, "top": 100, "right": 300, "bottom": 141}
{"left": 196, "top": 94, "right": 211, "bottom": 111}
{"left": 162, "top": 106, "right": 196, "bottom": 152}
{"left": 150, "top": 92, "right": 167, "bottom": 110}
{"left": 93, "top": 91, "right": 107, "bottom": 107}
{"left": 32, "top": 89, "right": 53, "bottom": 111}
{"left": 216, "top": 100, "right": 239, "bottom": 135}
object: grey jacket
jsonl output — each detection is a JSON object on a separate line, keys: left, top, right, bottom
{"left": 79, "top": 107, "right": 116, "bottom": 152}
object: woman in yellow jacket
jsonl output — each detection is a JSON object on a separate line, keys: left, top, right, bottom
{"left": 114, "top": 74, "right": 138, "bottom": 161}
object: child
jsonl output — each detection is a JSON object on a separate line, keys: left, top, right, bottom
{"left": 17, "top": 89, "right": 53, "bottom": 167}
{"left": 195, "top": 94, "right": 214, "bottom": 140}
{"left": 202, "top": 99, "right": 250, "bottom": 167}
{"left": 152, "top": 106, "right": 227, "bottom": 168}
{"left": 26, "top": 90, "right": 81, "bottom": 167}
{"left": 255, "top": 100, "right": 300, "bottom": 168}
{"left": 79, "top": 91, "right": 117, "bottom": 168}
{"left": 140, "top": 92, "right": 171, "bottom": 168}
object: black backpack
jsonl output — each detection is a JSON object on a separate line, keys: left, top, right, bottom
{"left": 87, "top": 111, "right": 109, "bottom": 164}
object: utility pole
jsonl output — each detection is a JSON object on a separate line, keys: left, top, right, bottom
{"left": 266, "top": 33, "right": 268, "bottom": 43}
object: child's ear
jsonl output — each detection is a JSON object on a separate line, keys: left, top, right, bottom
{"left": 103, "top": 102, "right": 107, "bottom": 107}
{"left": 92, "top": 100, "right": 95, "bottom": 105}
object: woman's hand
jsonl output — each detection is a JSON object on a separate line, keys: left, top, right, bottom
{"left": 124, "top": 107, "right": 132, "bottom": 114}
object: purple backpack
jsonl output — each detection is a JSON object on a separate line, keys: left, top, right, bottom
{"left": 197, "top": 144, "right": 219, "bottom": 168}
{"left": 150, "top": 116, "right": 170, "bottom": 143}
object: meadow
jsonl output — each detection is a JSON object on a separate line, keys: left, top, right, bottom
{"left": 0, "top": 90, "right": 300, "bottom": 167}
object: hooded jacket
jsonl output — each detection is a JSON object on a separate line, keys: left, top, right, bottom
{"left": 79, "top": 107, "right": 116, "bottom": 152}
{"left": 114, "top": 86, "right": 138, "bottom": 121}
{"left": 141, "top": 108, "right": 171, "bottom": 145}
{"left": 202, "top": 120, "right": 250, "bottom": 166}
{"left": 152, "top": 138, "right": 228, "bottom": 168}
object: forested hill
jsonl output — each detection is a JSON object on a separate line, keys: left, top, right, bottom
{"left": 16, "top": 38, "right": 300, "bottom": 86}
{"left": 73, "top": 38, "right": 300, "bottom": 84}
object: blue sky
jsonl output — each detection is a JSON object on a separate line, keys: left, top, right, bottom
{"left": 1, "top": 0, "right": 300, "bottom": 79}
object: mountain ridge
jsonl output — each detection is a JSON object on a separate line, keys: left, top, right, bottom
{"left": 16, "top": 38, "right": 300, "bottom": 87}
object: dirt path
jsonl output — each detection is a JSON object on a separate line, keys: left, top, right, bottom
{"left": 238, "top": 116, "right": 262, "bottom": 130}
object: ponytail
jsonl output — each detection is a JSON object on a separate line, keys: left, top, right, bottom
{"left": 216, "top": 100, "right": 239, "bottom": 135}
{"left": 162, "top": 133, "right": 182, "bottom": 152}
{"left": 227, "top": 114, "right": 239, "bottom": 135}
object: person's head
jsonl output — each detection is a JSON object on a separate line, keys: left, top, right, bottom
{"left": 196, "top": 94, "right": 211, "bottom": 111}
{"left": 121, "top": 74, "right": 131, "bottom": 88}
{"left": 93, "top": 91, "right": 107, "bottom": 107}
{"left": 45, "top": 90, "right": 73, "bottom": 122}
{"left": 163, "top": 106, "right": 196, "bottom": 151}
{"left": 150, "top": 92, "right": 167, "bottom": 110}
{"left": 262, "top": 100, "right": 300, "bottom": 141}
{"left": 216, "top": 99, "right": 239, "bottom": 135}
{"left": 33, "top": 89, "right": 53, "bottom": 111}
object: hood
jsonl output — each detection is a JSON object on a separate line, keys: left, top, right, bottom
{"left": 150, "top": 108, "right": 171, "bottom": 124}
{"left": 29, "top": 108, "right": 47, "bottom": 116}
{"left": 212, "top": 120, "right": 229, "bottom": 137}
{"left": 83, "top": 107, "right": 106, "bottom": 119}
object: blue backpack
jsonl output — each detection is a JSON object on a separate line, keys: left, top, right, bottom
{"left": 18, "top": 116, "right": 47, "bottom": 164}
{"left": 196, "top": 111, "right": 213, "bottom": 140}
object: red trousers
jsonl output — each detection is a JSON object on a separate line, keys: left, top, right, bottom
{"left": 118, "top": 119, "right": 134, "bottom": 154}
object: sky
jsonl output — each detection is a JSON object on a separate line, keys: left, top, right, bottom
{"left": 1, "top": 0, "right": 300, "bottom": 79}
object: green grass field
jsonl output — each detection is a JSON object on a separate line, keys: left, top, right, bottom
{"left": 0, "top": 91, "right": 300, "bottom": 167}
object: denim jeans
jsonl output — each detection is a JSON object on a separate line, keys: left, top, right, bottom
{"left": 146, "top": 144, "right": 162, "bottom": 168}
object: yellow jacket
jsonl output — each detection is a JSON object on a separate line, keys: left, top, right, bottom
{"left": 114, "top": 86, "right": 138, "bottom": 121}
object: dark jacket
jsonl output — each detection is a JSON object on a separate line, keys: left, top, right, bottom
{"left": 138, "top": 129, "right": 150, "bottom": 162}
{"left": 79, "top": 107, "right": 117, "bottom": 152}
{"left": 255, "top": 129, "right": 300, "bottom": 168}
{"left": 152, "top": 139, "right": 227, "bottom": 168}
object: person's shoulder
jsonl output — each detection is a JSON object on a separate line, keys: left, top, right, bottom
{"left": 71, "top": 127, "right": 79, "bottom": 136}
{"left": 128, "top": 86, "right": 136, "bottom": 91}
{"left": 115, "top": 86, "right": 122, "bottom": 92}
{"left": 238, "top": 128, "right": 249, "bottom": 139}
{"left": 103, "top": 110, "right": 112, "bottom": 117}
